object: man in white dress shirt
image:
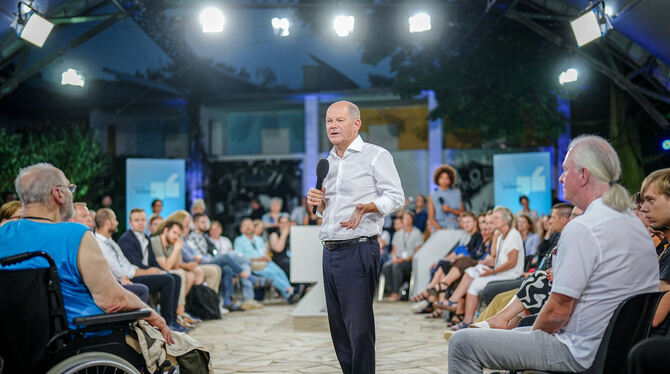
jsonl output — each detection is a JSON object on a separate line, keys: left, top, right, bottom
{"left": 308, "top": 101, "right": 404, "bottom": 374}
{"left": 448, "top": 135, "right": 659, "bottom": 373}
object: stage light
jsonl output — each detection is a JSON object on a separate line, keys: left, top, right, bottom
{"left": 558, "top": 68, "right": 579, "bottom": 85}
{"left": 333, "top": 15, "right": 354, "bottom": 37}
{"left": 200, "top": 7, "right": 225, "bottom": 33}
{"left": 409, "top": 12, "right": 431, "bottom": 33}
{"left": 61, "top": 68, "right": 85, "bottom": 87}
{"left": 271, "top": 17, "right": 290, "bottom": 37}
{"left": 15, "top": 4, "right": 54, "bottom": 47}
{"left": 604, "top": 6, "right": 614, "bottom": 17}
{"left": 662, "top": 139, "right": 670, "bottom": 151}
{"left": 570, "top": 2, "right": 613, "bottom": 47}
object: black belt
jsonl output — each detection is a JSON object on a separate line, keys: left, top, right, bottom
{"left": 322, "top": 235, "right": 378, "bottom": 251}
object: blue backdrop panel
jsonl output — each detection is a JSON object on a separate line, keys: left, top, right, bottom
{"left": 493, "top": 152, "right": 552, "bottom": 217}
{"left": 126, "top": 158, "right": 185, "bottom": 222}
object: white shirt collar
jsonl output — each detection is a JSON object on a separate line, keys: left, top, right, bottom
{"left": 330, "top": 135, "right": 364, "bottom": 158}
{"left": 94, "top": 231, "right": 111, "bottom": 243}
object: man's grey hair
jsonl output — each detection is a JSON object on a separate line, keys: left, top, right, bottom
{"left": 568, "top": 135, "right": 633, "bottom": 212}
{"left": 270, "top": 197, "right": 283, "bottom": 208}
{"left": 493, "top": 206, "right": 514, "bottom": 226}
{"left": 348, "top": 102, "right": 360, "bottom": 120}
{"left": 14, "top": 163, "right": 66, "bottom": 206}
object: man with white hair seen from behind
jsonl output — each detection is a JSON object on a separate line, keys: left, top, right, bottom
{"left": 448, "top": 135, "right": 659, "bottom": 373}
{"left": 0, "top": 163, "right": 173, "bottom": 343}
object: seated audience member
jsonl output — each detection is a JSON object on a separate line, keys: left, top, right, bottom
{"left": 68, "top": 202, "right": 94, "bottom": 230}
{"left": 151, "top": 199, "right": 163, "bottom": 216}
{"left": 165, "top": 210, "right": 222, "bottom": 297}
{"left": 150, "top": 220, "right": 204, "bottom": 327}
{"left": 627, "top": 169, "right": 670, "bottom": 374}
{"left": 0, "top": 163, "right": 173, "bottom": 343}
{"left": 249, "top": 197, "right": 265, "bottom": 220}
{"left": 149, "top": 214, "right": 163, "bottom": 235}
{"left": 517, "top": 213, "right": 540, "bottom": 257}
{"left": 235, "top": 218, "right": 295, "bottom": 302}
{"left": 413, "top": 195, "right": 428, "bottom": 232}
{"left": 191, "top": 199, "right": 206, "bottom": 215}
{"left": 478, "top": 203, "right": 574, "bottom": 307}
{"left": 639, "top": 170, "right": 670, "bottom": 333}
{"left": 412, "top": 212, "right": 493, "bottom": 320}
{"left": 94, "top": 208, "right": 184, "bottom": 331}
{"left": 437, "top": 206, "right": 524, "bottom": 330}
{"left": 269, "top": 214, "right": 293, "bottom": 277}
{"left": 471, "top": 204, "right": 578, "bottom": 331}
{"left": 290, "top": 197, "right": 308, "bottom": 225}
{"left": 87, "top": 209, "right": 97, "bottom": 230}
{"left": 381, "top": 211, "right": 423, "bottom": 301}
{"left": 118, "top": 208, "right": 184, "bottom": 330}
{"left": 516, "top": 195, "right": 539, "bottom": 222}
{"left": 209, "top": 220, "right": 232, "bottom": 255}
{"left": 0, "top": 200, "right": 22, "bottom": 226}
{"left": 262, "top": 197, "right": 284, "bottom": 228}
{"left": 188, "top": 212, "right": 265, "bottom": 311}
{"left": 448, "top": 135, "right": 659, "bottom": 373}
{"left": 254, "top": 219, "right": 271, "bottom": 251}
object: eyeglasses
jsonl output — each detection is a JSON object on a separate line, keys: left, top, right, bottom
{"left": 55, "top": 184, "right": 77, "bottom": 193}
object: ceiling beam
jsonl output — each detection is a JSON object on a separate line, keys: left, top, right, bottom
{"left": 0, "top": 12, "right": 125, "bottom": 98}
{"left": 506, "top": 9, "right": 669, "bottom": 129}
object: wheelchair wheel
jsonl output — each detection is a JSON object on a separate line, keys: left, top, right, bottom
{"left": 46, "top": 352, "right": 140, "bottom": 374}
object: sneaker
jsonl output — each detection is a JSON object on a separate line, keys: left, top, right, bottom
{"left": 182, "top": 313, "right": 202, "bottom": 324}
{"left": 241, "top": 299, "right": 264, "bottom": 310}
{"left": 411, "top": 300, "right": 430, "bottom": 313}
{"left": 176, "top": 316, "right": 194, "bottom": 329}
{"left": 169, "top": 322, "right": 188, "bottom": 333}
{"left": 219, "top": 303, "right": 230, "bottom": 316}
{"left": 224, "top": 303, "right": 244, "bottom": 312}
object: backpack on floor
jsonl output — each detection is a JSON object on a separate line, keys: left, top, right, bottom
{"left": 185, "top": 284, "right": 221, "bottom": 320}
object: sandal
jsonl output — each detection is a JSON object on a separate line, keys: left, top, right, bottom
{"left": 410, "top": 289, "right": 431, "bottom": 302}
{"left": 447, "top": 313, "right": 464, "bottom": 327}
{"left": 426, "top": 309, "right": 443, "bottom": 319}
{"left": 449, "top": 321, "right": 471, "bottom": 331}
{"left": 433, "top": 299, "right": 458, "bottom": 311}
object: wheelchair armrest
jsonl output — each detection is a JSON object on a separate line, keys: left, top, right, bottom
{"left": 72, "top": 308, "right": 152, "bottom": 327}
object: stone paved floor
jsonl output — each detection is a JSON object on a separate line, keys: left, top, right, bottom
{"left": 188, "top": 301, "right": 451, "bottom": 373}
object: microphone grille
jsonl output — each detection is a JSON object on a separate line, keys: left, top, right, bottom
{"left": 316, "top": 158, "right": 329, "bottom": 178}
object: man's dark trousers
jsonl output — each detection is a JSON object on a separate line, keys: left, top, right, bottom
{"left": 323, "top": 240, "right": 380, "bottom": 374}
{"left": 132, "top": 273, "right": 180, "bottom": 325}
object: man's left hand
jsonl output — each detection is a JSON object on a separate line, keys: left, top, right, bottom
{"left": 340, "top": 203, "right": 376, "bottom": 230}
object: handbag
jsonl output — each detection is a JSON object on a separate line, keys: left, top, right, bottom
{"left": 250, "top": 260, "right": 268, "bottom": 272}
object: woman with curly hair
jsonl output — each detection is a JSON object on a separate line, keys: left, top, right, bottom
{"left": 427, "top": 165, "right": 464, "bottom": 231}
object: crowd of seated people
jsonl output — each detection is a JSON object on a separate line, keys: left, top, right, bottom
{"left": 0, "top": 168, "right": 316, "bottom": 342}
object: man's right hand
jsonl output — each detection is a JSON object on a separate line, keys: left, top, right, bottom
{"left": 307, "top": 187, "right": 326, "bottom": 213}
{"left": 144, "top": 310, "right": 174, "bottom": 345}
{"left": 182, "top": 262, "right": 197, "bottom": 271}
{"left": 173, "top": 238, "right": 184, "bottom": 252}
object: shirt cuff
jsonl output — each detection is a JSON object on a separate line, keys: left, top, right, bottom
{"left": 372, "top": 197, "right": 391, "bottom": 216}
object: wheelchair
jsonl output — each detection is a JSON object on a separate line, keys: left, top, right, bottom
{"left": 0, "top": 251, "right": 153, "bottom": 374}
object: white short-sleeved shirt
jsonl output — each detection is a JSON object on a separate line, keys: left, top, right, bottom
{"left": 495, "top": 227, "right": 524, "bottom": 278}
{"left": 552, "top": 198, "right": 658, "bottom": 368}
{"left": 391, "top": 227, "right": 424, "bottom": 259}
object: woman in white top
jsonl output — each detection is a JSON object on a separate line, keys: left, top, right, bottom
{"left": 436, "top": 206, "right": 524, "bottom": 330}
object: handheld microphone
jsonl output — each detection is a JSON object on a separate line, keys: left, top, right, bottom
{"left": 438, "top": 197, "right": 445, "bottom": 205}
{"left": 314, "top": 159, "right": 329, "bottom": 214}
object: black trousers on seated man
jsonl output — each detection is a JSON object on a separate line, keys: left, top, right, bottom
{"left": 132, "top": 273, "right": 180, "bottom": 326}
{"left": 323, "top": 240, "right": 380, "bottom": 374}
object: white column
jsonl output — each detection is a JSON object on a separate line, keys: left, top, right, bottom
{"left": 302, "top": 95, "right": 320, "bottom": 196}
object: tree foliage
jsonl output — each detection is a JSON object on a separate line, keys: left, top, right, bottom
{"left": 295, "top": 1, "right": 574, "bottom": 146}
{"left": 0, "top": 124, "right": 112, "bottom": 203}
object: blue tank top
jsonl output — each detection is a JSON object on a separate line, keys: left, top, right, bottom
{"left": 431, "top": 188, "right": 462, "bottom": 229}
{"left": 0, "top": 220, "right": 104, "bottom": 329}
